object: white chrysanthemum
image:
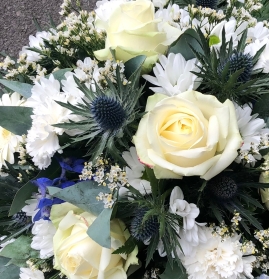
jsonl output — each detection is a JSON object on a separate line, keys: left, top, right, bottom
{"left": 247, "top": 22, "right": 269, "bottom": 42}
{"left": 245, "top": 38, "right": 269, "bottom": 73}
{"left": 21, "top": 197, "right": 39, "bottom": 218}
{"left": 143, "top": 53, "right": 201, "bottom": 96}
{"left": 210, "top": 18, "right": 248, "bottom": 49}
{"left": 19, "top": 268, "right": 44, "bottom": 279}
{"left": 234, "top": 103, "right": 269, "bottom": 166}
{"left": 26, "top": 75, "right": 83, "bottom": 169}
{"left": 19, "top": 31, "right": 51, "bottom": 62}
{"left": 0, "top": 92, "right": 25, "bottom": 170}
{"left": 119, "top": 146, "right": 151, "bottom": 196}
{"left": 181, "top": 227, "right": 256, "bottom": 279}
{"left": 31, "top": 219, "right": 56, "bottom": 259}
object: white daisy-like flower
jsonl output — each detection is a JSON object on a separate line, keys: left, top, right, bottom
{"left": 19, "top": 268, "right": 44, "bottom": 279}
{"left": 0, "top": 92, "right": 25, "bottom": 170}
{"left": 234, "top": 103, "right": 269, "bottom": 166}
{"left": 143, "top": 53, "right": 201, "bottom": 96}
{"left": 245, "top": 38, "right": 269, "bottom": 73}
{"left": 210, "top": 18, "right": 248, "bottom": 49}
{"left": 181, "top": 227, "right": 256, "bottom": 279}
{"left": 119, "top": 146, "right": 151, "bottom": 196}
{"left": 247, "top": 22, "right": 269, "bottom": 42}
{"left": 19, "top": 31, "right": 52, "bottom": 62}
{"left": 26, "top": 74, "right": 83, "bottom": 169}
{"left": 31, "top": 219, "right": 56, "bottom": 259}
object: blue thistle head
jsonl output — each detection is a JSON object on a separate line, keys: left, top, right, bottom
{"left": 12, "top": 211, "right": 29, "bottom": 226}
{"left": 218, "top": 52, "right": 253, "bottom": 83}
{"left": 207, "top": 175, "right": 238, "bottom": 201}
{"left": 130, "top": 207, "right": 159, "bottom": 242}
{"left": 91, "top": 96, "right": 126, "bottom": 131}
{"left": 196, "top": 0, "right": 218, "bottom": 9}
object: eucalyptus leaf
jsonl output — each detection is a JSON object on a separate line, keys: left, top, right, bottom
{"left": 0, "top": 235, "right": 39, "bottom": 263}
{"left": 124, "top": 55, "right": 146, "bottom": 80}
{"left": 0, "top": 106, "right": 33, "bottom": 135}
{"left": 0, "top": 256, "right": 20, "bottom": 279}
{"left": 87, "top": 208, "right": 112, "bottom": 248}
{"left": 48, "top": 68, "right": 72, "bottom": 82}
{"left": 47, "top": 180, "right": 111, "bottom": 216}
{"left": 0, "top": 79, "right": 33, "bottom": 98}
{"left": 168, "top": 29, "right": 204, "bottom": 60}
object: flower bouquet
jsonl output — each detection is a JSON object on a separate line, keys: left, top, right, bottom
{"left": 1, "top": 0, "right": 269, "bottom": 278}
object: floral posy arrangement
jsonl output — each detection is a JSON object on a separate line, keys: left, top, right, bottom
{"left": 1, "top": 0, "right": 269, "bottom": 278}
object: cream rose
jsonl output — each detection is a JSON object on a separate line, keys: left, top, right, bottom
{"left": 51, "top": 203, "right": 138, "bottom": 279}
{"left": 133, "top": 91, "right": 242, "bottom": 180}
{"left": 94, "top": 0, "right": 182, "bottom": 73}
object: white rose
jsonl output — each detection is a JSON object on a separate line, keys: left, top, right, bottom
{"left": 133, "top": 91, "right": 242, "bottom": 180}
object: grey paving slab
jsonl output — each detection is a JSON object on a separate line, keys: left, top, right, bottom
{"left": 0, "top": 0, "right": 97, "bottom": 58}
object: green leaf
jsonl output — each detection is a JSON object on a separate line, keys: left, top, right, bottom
{"left": 113, "top": 236, "right": 137, "bottom": 255}
{"left": 0, "top": 79, "right": 33, "bottom": 98}
{"left": 169, "top": 29, "right": 204, "bottom": 60}
{"left": 209, "top": 35, "right": 221, "bottom": 47}
{"left": 253, "top": 93, "right": 269, "bottom": 117}
{"left": 48, "top": 180, "right": 111, "bottom": 216}
{"left": 0, "top": 106, "right": 33, "bottom": 135}
{"left": 159, "top": 260, "right": 187, "bottom": 279}
{"left": 8, "top": 181, "right": 36, "bottom": 216}
{"left": 87, "top": 208, "right": 112, "bottom": 248}
{"left": 124, "top": 55, "right": 146, "bottom": 80}
{"left": 0, "top": 256, "right": 20, "bottom": 279}
{"left": 9, "top": 158, "right": 61, "bottom": 216}
{"left": 0, "top": 235, "right": 39, "bottom": 263}
{"left": 48, "top": 68, "right": 72, "bottom": 83}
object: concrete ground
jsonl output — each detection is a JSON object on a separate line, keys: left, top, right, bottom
{"left": 0, "top": 0, "right": 97, "bottom": 58}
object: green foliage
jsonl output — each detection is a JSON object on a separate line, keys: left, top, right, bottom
{"left": 87, "top": 208, "right": 112, "bottom": 248}
{"left": 48, "top": 180, "right": 111, "bottom": 216}
{"left": 0, "top": 107, "right": 33, "bottom": 136}
{"left": 113, "top": 236, "right": 137, "bottom": 255}
{"left": 159, "top": 260, "right": 187, "bottom": 279}
{"left": 53, "top": 56, "right": 146, "bottom": 163}
{"left": 169, "top": 29, "right": 203, "bottom": 60}
{"left": 251, "top": 0, "right": 269, "bottom": 21}
{"left": 253, "top": 93, "right": 269, "bottom": 118}
{"left": 190, "top": 27, "right": 269, "bottom": 104}
{"left": 0, "top": 79, "right": 33, "bottom": 98}
{"left": 0, "top": 235, "right": 39, "bottom": 267}
{"left": 0, "top": 256, "right": 20, "bottom": 279}
{"left": 47, "top": 68, "right": 73, "bottom": 82}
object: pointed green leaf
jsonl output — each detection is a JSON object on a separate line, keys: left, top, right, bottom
{"left": 0, "top": 79, "right": 33, "bottom": 98}
{"left": 87, "top": 208, "right": 112, "bottom": 248}
{"left": 47, "top": 180, "right": 111, "bottom": 216}
{"left": 124, "top": 55, "right": 146, "bottom": 80}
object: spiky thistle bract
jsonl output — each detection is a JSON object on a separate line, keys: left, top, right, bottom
{"left": 54, "top": 56, "right": 146, "bottom": 163}
{"left": 189, "top": 27, "right": 269, "bottom": 105}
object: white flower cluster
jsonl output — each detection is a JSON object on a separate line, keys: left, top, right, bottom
{"left": 181, "top": 226, "right": 256, "bottom": 279}
{"left": 234, "top": 103, "right": 269, "bottom": 166}
{"left": 25, "top": 74, "right": 84, "bottom": 169}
